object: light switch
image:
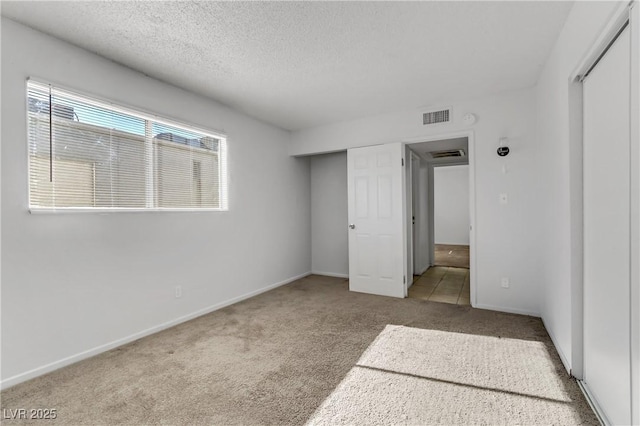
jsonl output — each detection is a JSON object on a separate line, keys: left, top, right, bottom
{"left": 499, "top": 193, "right": 508, "bottom": 204}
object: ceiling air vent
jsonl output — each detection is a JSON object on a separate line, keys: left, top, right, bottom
{"left": 429, "top": 149, "right": 466, "bottom": 159}
{"left": 423, "top": 107, "right": 451, "bottom": 125}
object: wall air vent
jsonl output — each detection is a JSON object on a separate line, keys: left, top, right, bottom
{"left": 429, "top": 149, "right": 466, "bottom": 159}
{"left": 423, "top": 107, "right": 452, "bottom": 125}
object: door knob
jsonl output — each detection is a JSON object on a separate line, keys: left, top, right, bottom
{"left": 349, "top": 224, "right": 356, "bottom": 229}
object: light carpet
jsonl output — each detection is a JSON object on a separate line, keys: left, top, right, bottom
{"left": 1, "top": 275, "right": 597, "bottom": 425}
{"left": 307, "top": 325, "right": 589, "bottom": 425}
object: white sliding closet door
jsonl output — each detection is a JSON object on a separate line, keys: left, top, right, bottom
{"left": 583, "top": 25, "right": 631, "bottom": 425}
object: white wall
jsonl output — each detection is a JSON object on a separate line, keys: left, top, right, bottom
{"left": 535, "top": 1, "right": 622, "bottom": 373}
{"left": 310, "top": 152, "right": 348, "bottom": 277}
{"left": 434, "top": 165, "right": 470, "bottom": 245}
{"left": 1, "top": 18, "right": 311, "bottom": 387}
{"left": 292, "top": 87, "right": 541, "bottom": 316}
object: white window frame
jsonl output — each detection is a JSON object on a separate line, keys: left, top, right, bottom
{"left": 26, "top": 78, "right": 229, "bottom": 214}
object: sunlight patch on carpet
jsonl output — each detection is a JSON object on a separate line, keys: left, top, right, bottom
{"left": 306, "top": 325, "right": 589, "bottom": 425}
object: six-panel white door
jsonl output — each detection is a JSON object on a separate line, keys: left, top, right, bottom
{"left": 347, "top": 143, "right": 406, "bottom": 298}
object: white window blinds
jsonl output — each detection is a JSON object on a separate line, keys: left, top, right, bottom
{"left": 27, "top": 80, "right": 228, "bottom": 211}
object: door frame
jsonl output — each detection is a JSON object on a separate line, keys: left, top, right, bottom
{"left": 405, "top": 148, "right": 415, "bottom": 289}
{"left": 428, "top": 160, "right": 470, "bottom": 268}
{"left": 402, "top": 130, "right": 477, "bottom": 306}
{"left": 410, "top": 151, "right": 421, "bottom": 278}
{"left": 631, "top": 5, "right": 640, "bottom": 425}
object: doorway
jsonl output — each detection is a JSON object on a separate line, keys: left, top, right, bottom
{"left": 404, "top": 134, "right": 475, "bottom": 306}
{"left": 433, "top": 164, "right": 470, "bottom": 269}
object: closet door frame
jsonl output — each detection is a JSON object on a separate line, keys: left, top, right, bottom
{"left": 568, "top": 2, "right": 639, "bottom": 425}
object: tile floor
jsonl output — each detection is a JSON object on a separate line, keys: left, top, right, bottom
{"left": 409, "top": 266, "right": 470, "bottom": 306}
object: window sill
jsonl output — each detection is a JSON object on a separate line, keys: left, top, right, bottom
{"left": 29, "top": 207, "right": 228, "bottom": 214}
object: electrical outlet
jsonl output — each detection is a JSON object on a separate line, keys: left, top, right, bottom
{"left": 175, "top": 286, "right": 182, "bottom": 298}
{"left": 501, "top": 277, "right": 510, "bottom": 289}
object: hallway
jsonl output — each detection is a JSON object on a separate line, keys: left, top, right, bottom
{"left": 409, "top": 266, "right": 470, "bottom": 305}
{"left": 434, "top": 244, "right": 470, "bottom": 269}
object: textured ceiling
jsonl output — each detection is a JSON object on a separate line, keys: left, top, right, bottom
{"left": 1, "top": 1, "right": 573, "bottom": 130}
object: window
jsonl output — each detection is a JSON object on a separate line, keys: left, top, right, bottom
{"left": 26, "top": 80, "right": 228, "bottom": 211}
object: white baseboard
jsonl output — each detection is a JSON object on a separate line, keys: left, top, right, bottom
{"left": 0, "top": 271, "right": 311, "bottom": 390}
{"left": 311, "top": 271, "right": 349, "bottom": 279}
{"left": 541, "top": 316, "right": 571, "bottom": 375}
{"left": 473, "top": 303, "right": 540, "bottom": 318}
